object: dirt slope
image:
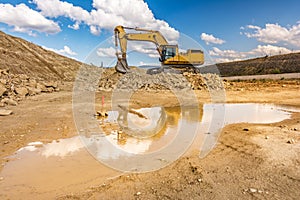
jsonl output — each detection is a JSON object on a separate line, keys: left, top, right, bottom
{"left": 0, "top": 31, "right": 82, "bottom": 81}
{"left": 200, "top": 53, "right": 300, "bottom": 77}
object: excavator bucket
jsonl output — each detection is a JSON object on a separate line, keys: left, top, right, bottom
{"left": 115, "top": 58, "right": 130, "bottom": 74}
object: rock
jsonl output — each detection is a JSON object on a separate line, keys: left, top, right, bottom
{"left": 47, "top": 87, "right": 54, "bottom": 93}
{"left": 44, "top": 81, "right": 58, "bottom": 88}
{"left": 287, "top": 139, "right": 295, "bottom": 144}
{"left": 243, "top": 128, "right": 249, "bottom": 131}
{"left": 27, "top": 79, "right": 37, "bottom": 88}
{"left": 27, "top": 87, "right": 39, "bottom": 96}
{"left": 1, "top": 98, "right": 18, "bottom": 106}
{"left": 0, "top": 102, "right": 5, "bottom": 107}
{"left": 36, "top": 83, "right": 47, "bottom": 92}
{"left": 0, "top": 69, "right": 9, "bottom": 75}
{"left": 265, "top": 135, "right": 269, "bottom": 139}
{"left": 0, "top": 79, "right": 6, "bottom": 85}
{"left": 0, "top": 84, "right": 6, "bottom": 96}
{"left": 249, "top": 188, "right": 257, "bottom": 193}
{"left": 135, "top": 192, "right": 141, "bottom": 196}
{"left": 96, "top": 111, "right": 108, "bottom": 117}
{"left": 0, "top": 109, "right": 13, "bottom": 116}
{"left": 293, "top": 128, "right": 297, "bottom": 131}
{"left": 15, "top": 87, "right": 28, "bottom": 97}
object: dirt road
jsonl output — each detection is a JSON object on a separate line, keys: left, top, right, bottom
{"left": 0, "top": 79, "right": 300, "bottom": 199}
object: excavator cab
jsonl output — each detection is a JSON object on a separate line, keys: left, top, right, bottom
{"left": 159, "top": 45, "right": 177, "bottom": 62}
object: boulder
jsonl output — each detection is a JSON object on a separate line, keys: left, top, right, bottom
{"left": 0, "top": 79, "right": 6, "bottom": 85}
{"left": 44, "top": 81, "right": 58, "bottom": 88}
{"left": 36, "top": 83, "right": 47, "bottom": 92}
{"left": 0, "top": 69, "right": 9, "bottom": 75}
{"left": 1, "top": 98, "right": 18, "bottom": 106}
{"left": 0, "top": 84, "right": 6, "bottom": 97}
{"left": 27, "top": 87, "right": 41, "bottom": 96}
{"left": 0, "top": 109, "right": 13, "bottom": 116}
{"left": 15, "top": 87, "right": 28, "bottom": 97}
{"left": 27, "top": 79, "right": 37, "bottom": 88}
{"left": 47, "top": 87, "right": 54, "bottom": 93}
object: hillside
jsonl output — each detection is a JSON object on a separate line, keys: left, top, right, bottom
{"left": 0, "top": 31, "right": 82, "bottom": 81}
{"left": 214, "top": 53, "right": 300, "bottom": 77}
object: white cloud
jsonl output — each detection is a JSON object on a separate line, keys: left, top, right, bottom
{"left": 32, "top": 0, "right": 179, "bottom": 42}
{"left": 97, "top": 47, "right": 116, "bottom": 57}
{"left": 201, "top": 33, "right": 225, "bottom": 45}
{"left": 209, "top": 44, "right": 296, "bottom": 63}
{"left": 0, "top": 3, "right": 60, "bottom": 35}
{"left": 90, "top": 25, "right": 101, "bottom": 35}
{"left": 243, "top": 22, "right": 300, "bottom": 47}
{"left": 43, "top": 45, "right": 77, "bottom": 56}
{"left": 128, "top": 42, "right": 159, "bottom": 58}
{"left": 31, "top": 0, "right": 179, "bottom": 59}
{"left": 32, "top": 0, "right": 90, "bottom": 22}
{"left": 68, "top": 22, "right": 80, "bottom": 30}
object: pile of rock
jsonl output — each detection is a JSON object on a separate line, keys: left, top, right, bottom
{"left": 98, "top": 69, "right": 224, "bottom": 91}
{"left": 0, "top": 68, "right": 59, "bottom": 108}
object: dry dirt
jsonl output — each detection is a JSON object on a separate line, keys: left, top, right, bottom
{"left": 0, "top": 79, "right": 300, "bottom": 199}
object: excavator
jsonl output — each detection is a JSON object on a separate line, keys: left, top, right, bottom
{"left": 114, "top": 25, "right": 204, "bottom": 74}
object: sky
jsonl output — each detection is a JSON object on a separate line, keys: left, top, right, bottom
{"left": 0, "top": 0, "right": 300, "bottom": 66}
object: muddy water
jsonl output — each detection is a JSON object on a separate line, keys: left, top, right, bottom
{"left": 0, "top": 103, "right": 299, "bottom": 199}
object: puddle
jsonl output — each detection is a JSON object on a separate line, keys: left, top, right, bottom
{"left": 1, "top": 103, "right": 299, "bottom": 198}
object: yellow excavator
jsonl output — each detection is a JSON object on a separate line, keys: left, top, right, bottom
{"left": 114, "top": 25, "right": 204, "bottom": 74}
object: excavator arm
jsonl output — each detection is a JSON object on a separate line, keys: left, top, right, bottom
{"left": 114, "top": 25, "right": 168, "bottom": 73}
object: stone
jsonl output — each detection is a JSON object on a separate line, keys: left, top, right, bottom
{"left": 28, "top": 79, "right": 37, "bottom": 88}
{"left": 44, "top": 81, "right": 58, "bottom": 88}
{"left": 1, "top": 98, "right": 18, "bottom": 106}
{"left": 0, "top": 109, "right": 13, "bottom": 116}
{"left": 96, "top": 111, "right": 108, "bottom": 117}
{"left": 243, "top": 128, "right": 249, "bottom": 131}
{"left": 249, "top": 188, "right": 257, "bottom": 193}
{"left": 0, "top": 84, "right": 6, "bottom": 96}
{"left": 0, "top": 102, "right": 5, "bottom": 107}
{"left": 265, "top": 136, "right": 269, "bottom": 139}
{"left": 0, "top": 79, "right": 6, "bottom": 85}
{"left": 135, "top": 192, "right": 141, "bottom": 196}
{"left": 0, "top": 69, "right": 9, "bottom": 75}
{"left": 36, "top": 83, "right": 47, "bottom": 92}
{"left": 15, "top": 87, "right": 28, "bottom": 97}
{"left": 27, "top": 87, "right": 37, "bottom": 96}
{"left": 287, "top": 139, "right": 295, "bottom": 144}
{"left": 47, "top": 87, "right": 54, "bottom": 93}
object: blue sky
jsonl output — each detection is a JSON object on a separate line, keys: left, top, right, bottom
{"left": 0, "top": 0, "right": 300, "bottom": 66}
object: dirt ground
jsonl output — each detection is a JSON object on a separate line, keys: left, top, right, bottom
{"left": 0, "top": 79, "right": 300, "bottom": 199}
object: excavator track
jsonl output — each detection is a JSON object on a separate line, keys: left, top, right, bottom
{"left": 146, "top": 65, "right": 199, "bottom": 75}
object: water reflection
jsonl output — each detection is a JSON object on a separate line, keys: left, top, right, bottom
{"left": 2, "top": 103, "right": 298, "bottom": 170}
